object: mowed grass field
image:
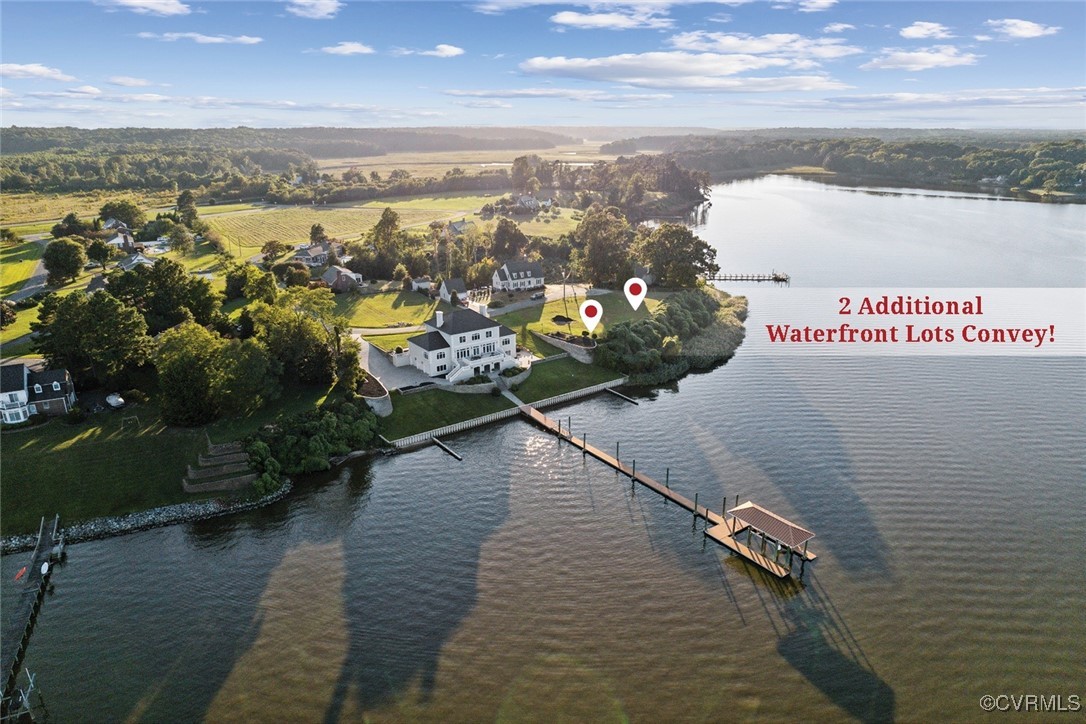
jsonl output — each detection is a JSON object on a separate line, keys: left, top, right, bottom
{"left": 334, "top": 290, "right": 453, "bottom": 328}
{"left": 495, "top": 291, "right": 666, "bottom": 356}
{"left": 513, "top": 357, "right": 624, "bottom": 403}
{"left": 207, "top": 206, "right": 439, "bottom": 251}
{"left": 379, "top": 388, "right": 515, "bottom": 440}
{"left": 0, "top": 405, "right": 207, "bottom": 534}
{"left": 1, "top": 241, "right": 43, "bottom": 297}
{"left": 0, "top": 190, "right": 178, "bottom": 226}
{"left": 364, "top": 331, "right": 417, "bottom": 353}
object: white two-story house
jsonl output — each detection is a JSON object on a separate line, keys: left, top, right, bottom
{"left": 406, "top": 308, "right": 518, "bottom": 383}
{"left": 1, "top": 364, "right": 77, "bottom": 424}
{"left": 492, "top": 260, "right": 544, "bottom": 292}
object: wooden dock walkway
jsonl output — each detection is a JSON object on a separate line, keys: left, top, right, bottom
{"left": 520, "top": 406, "right": 814, "bottom": 578}
{"left": 1, "top": 516, "right": 63, "bottom": 708}
{"left": 706, "top": 272, "right": 791, "bottom": 284}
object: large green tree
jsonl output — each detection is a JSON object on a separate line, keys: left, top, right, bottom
{"left": 86, "top": 238, "right": 113, "bottom": 270}
{"left": 176, "top": 190, "right": 199, "bottom": 228}
{"left": 99, "top": 199, "right": 147, "bottom": 230}
{"left": 574, "top": 205, "right": 630, "bottom": 286}
{"left": 168, "top": 225, "right": 194, "bottom": 255}
{"left": 633, "top": 223, "right": 719, "bottom": 287}
{"left": 32, "top": 292, "right": 153, "bottom": 383}
{"left": 491, "top": 217, "right": 528, "bottom": 260}
{"left": 51, "top": 212, "right": 90, "bottom": 239}
{"left": 372, "top": 207, "right": 400, "bottom": 257}
{"left": 42, "top": 237, "right": 87, "bottom": 285}
{"left": 108, "top": 258, "right": 220, "bottom": 334}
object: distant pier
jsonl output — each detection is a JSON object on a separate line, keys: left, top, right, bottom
{"left": 519, "top": 406, "right": 815, "bottom": 578}
{"left": 706, "top": 272, "right": 791, "bottom": 284}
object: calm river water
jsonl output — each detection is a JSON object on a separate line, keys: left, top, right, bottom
{"left": 3, "top": 176, "right": 1084, "bottom": 722}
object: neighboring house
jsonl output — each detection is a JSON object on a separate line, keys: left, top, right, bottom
{"left": 445, "top": 219, "right": 476, "bottom": 240}
{"left": 320, "top": 265, "right": 365, "bottom": 293}
{"left": 105, "top": 230, "right": 137, "bottom": 253}
{"left": 410, "top": 276, "right": 432, "bottom": 292}
{"left": 102, "top": 218, "right": 129, "bottom": 231}
{"left": 0, "top": 364, "right": 77, "bottom": 423}
{"left": 292, "top": 241, "right": 344, "bottom": 268}
{"left": 517, "top": 195, "right": 540, "bottom": 212}
{"left": 117, "top": 252, "right": 155, "bottom": 272}
{"left": 406, "top": 308, "right": 518, "bottom": 383}
{"left": 633, "top": 263, "right": 656, "bottom": 286}
{"left": 492, "top": 260, "right": 544, "bottom": 292}
{"left": 438, "top": 277, "right": 468, "bottom": 304}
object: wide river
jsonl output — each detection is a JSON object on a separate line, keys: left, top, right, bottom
{"left": 3, "top": 176, "right": 1084, "bottom": 722}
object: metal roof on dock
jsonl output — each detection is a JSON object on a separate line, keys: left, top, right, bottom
{"left": 727, "top": 501, "right": 815, "bottom": 549}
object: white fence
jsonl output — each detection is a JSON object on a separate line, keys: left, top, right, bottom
{"left": 388, "top": 407, "right": 522, "bottom": 448}
{"left": 529, "top": 377, "right": 628, "bottom": 410}
{"left": 386, "top": 376, "right": 628, "bottom": 449}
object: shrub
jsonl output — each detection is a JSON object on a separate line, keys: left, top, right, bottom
{"left": 510, "top": 383, "right": 519, "bottom": 392}
{"left": 64, "top": 406, "right": 86, "bottom": 424}
{"left": 123, "top": 388, "right": 150, "bottom": 404}
{"left": 490, "top": 387, "right": 501, "bottom": 397}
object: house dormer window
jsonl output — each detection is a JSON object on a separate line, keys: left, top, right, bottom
{"left": 53, "top": 382, "right": 61, "bottom": 391}
{"left": 34, "top": 384, "right": 42, "bottom": 393}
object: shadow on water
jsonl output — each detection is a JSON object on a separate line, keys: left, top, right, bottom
{"left": 321, "top": 439, "right": 512, "bottom": 719}
{"left": 733, "top": 562, "right": 896, "bottom": 723}
{"left": 712, "top": 357, "right": 893, "bottom": 578}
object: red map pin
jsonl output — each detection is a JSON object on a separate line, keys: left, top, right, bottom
{"left": 624, "top": 277, "right": 647, "bottom": 310}
{"left": 579, "top": 299, "right": 602, "bottom": 334}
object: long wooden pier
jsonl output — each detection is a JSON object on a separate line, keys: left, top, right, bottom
{"left": 1, "top": 516, "right": 63, "bottom": 710}
{"left": 706, "top": 272, "right": 791, "bottom": 284}
{"left": 520, "top": 406, "right": 815, "bottom": 578}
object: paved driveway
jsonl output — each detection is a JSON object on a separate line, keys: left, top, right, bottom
{"left": 353, "top": 334, "right": 434, "bottom": 391}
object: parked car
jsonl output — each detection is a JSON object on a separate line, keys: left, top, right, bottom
{"left": 530, "top": 291, "right": 546, "bottom": 300}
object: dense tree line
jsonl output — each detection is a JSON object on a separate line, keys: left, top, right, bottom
{"left": 652, "top": 137, "right": 1086, "bottom": 193}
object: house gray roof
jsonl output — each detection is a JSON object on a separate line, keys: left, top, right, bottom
{"left": 117, "top": 253, "right": 154, "bottom": 271}
{"left": 442, "top": 277, "right": 467, "bottom": 295}
{"left": 502, "top": 260, "right": 543, "bottom": 278}
{"left": 407, "top": 330, "right": 451, "bottom": 351}
{"left": 0, "top": 364, "right": 26, "bottom": 393}
{"left": 448, "top": 220, "right": 475, "bottom": 235}
{"left": 497, "top": 324, "right": 516, "bottom": 337}
{"left": 321, "top": 266, "right": 354, "bottom": 284}
{"left": 27, "top": 370, "right": 72, "bottom": 403}
{"left": 295, "top": 241, "right": 342, "bottom": 259}
{"left": 426, "top": 308, "right": 498, "bottom": 335}
{"left": 495, "top": 267, "right": 508, "bottom": 282}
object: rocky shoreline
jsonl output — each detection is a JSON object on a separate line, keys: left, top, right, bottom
{"left": 0, "top": 481, "right": 293, "bottom": 555}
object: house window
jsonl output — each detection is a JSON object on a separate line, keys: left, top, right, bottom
{"left": 485, "top": 330, "right": 492, "bottom": 338}
{"left": 457, "top": 349, "right": 470, "bottom": 359}
{"left": 5, "top": 393, "right": 16, "bottom": 402}
{"left": 472, "top": 346, "right": 480, "bottom": 356}
{"left": 437, "top": 364, "right": 447, "bottom": 372}
{"left": 471, "top": 333, "right": 480, "bottom": 341}
{"left": 33, "top": 384, "right": 42, "bottom": 393}
{"left": 436, "top": 352, "right": 446, "bottom": 359}
{"left": 53, "top": 382, "right": 61, "bottom": 391}
{"left": 459, "top": 336, "right": 466, "bottom": 343}
{"left": 423, "top": 352, "right": 429, "bottom": 360}
{"left": 484, "top": 343, "right": 494, "bottom": 354}
{"left": 503, "top": 338, "right": 512, "bottom": 345}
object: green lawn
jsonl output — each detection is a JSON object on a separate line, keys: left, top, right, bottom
{"left": 352, "top": 192, "right": 497, "bottom": 212}
{"left": 198, "top": 202, "right": 266, "bottom": 215}
{"left": 365, "top": 331, "right": 418, "bottom": 353}
{"left": 513, "top": 208, "right": 579, "bottom": 238}
{"left": 207, "top": 205, "right": 438, "bottom": 250}
{"left": 515, "top": 357, "right": 624, "bottom": 404}
{"left": 335, "top": 290, "right": 453, "bottom": 329}
{"left": 0, "top": 405, "right": 207, "bottom": 535}
{"left": 494, "top": 291, "right": 665, "bottom": 357}
{"left": 1, "top": 241, "right": 43, "bottom": 297}
{"left": 205, "top": 384, "right": 338, "bottom": 444}
{"left": 379, "top": 388, "right": 514, "bottom": 440}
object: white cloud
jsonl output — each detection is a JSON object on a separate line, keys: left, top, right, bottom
{"left": 445, "top": 88, "right": 672, "bottom": 102}
{"left": 984, "top": 19, "right": 1060, "bottom": 39}
{"left": 520, "top": 51, "right": 849, "bottom": 91}
{"left": 137, "top": 32, "right": 263, "bottom": 44}
{"left": 550, "top": 9, "right": 673, "bottom": 30}
{"left": 819, "top": 86, "right": 1086, "bottom": 110}
{"left": 321, "top": 41, "right": 376, "bottom": 55}
{"left": 1, "top": 63, "right": 76, "bottom": 81}
{"left": 862, "top": 45, "right": 980, "bottom": 71}
{"left": 822, "top": 23, "right": 854, "bottom": 33}
{"left": 0, "top": 87, "right": 13, "bottom": 98}
{"left": 900, "top": 22, "right": 953, "bottom": 39}
{"left": 669, "top": 31, "right": 861, "bottom": 60}
{"left": 419, "top": 44, "right": 466, "bottom": 58}
{"left": 95, "top": 0, "right": 190, "bottom": 16}
{"left": 455, "top": 99, "right": 514, "bottom": 109}
{"left": 70, "top": 85, "right": 103, "bottom": 95}
{"left": 795, "top": 0, "right": 837, "bottom": 12}
{"left": 109, "top": 75, "right": 153, "bottom": 87}
{"left": 974, "top": 35, "right": 993, "bottom": 42}
{"left": 286, "top": 0, "right": 344, "bottom": 20}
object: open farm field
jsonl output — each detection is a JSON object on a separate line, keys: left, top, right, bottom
{"left": 0, "top": 190, "right": 177, "bottom": 226}
{"left": 207, "top": 205, "right": 440, "bottom": 250}
{"left": 316, "top": 143, "right": 619, "bottom": 178}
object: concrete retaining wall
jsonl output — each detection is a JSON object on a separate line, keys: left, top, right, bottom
{"left": 182, "top": 472, "right": 258, "bottom": 494}
{"left": 531, "top": 331, "right": 595, "bottom": 363}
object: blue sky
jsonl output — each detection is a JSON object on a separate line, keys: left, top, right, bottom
{"left": 1, "top": 0, "right": 1083, "bottom": 128}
